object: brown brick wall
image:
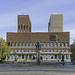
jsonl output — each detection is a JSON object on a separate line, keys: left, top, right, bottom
{"left": 7, "top": 32, "right": 69, "bottom": 43}
{"left": 6, "top": 32, "right": 70, "bottom": 52}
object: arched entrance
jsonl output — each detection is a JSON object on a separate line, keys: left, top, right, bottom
{"left": 15, "top": 55, "right": 18, "bottom": 61}
{"left": 62, "top": 55, "right": 64, "bottom": 62}
{"left": 40, "top": 55, "right": 42, "bottom": 60}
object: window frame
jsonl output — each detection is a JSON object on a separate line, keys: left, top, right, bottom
{"left": 33, "top": 42, "right": 35, "bottom": 46}
{"left": 51, "top": 42, "right": 53, "bottom": 47}
{"left": 47, "top": 42, "right": 50, "bottom": 47}
{"left": 19, "top": 42, "right": 21, "bottom": 46}
{"left": 44, "top": 42, "right": 46, "bottom": 46}
{"left": 22, "top": 50, "right": 24, "bottom": 52}
{"left": 62, "top": 42, "right": 64, "bottom": 46}
{"left": 18, "top": 50, "right": 21, "bottom": 52}
{"left": 66, "top": 50, "right": 68, "bottom": 52}
{"left": 22, "top": 42, "right": 25, "bottom": 46}
{"left": 15, "top": 42, "right": 17, "bottom": 46}
{"left": 26, "top": 42, "right": 28, "bottom": 46}
{"left": 44, "top": 50, "right": 46, "bottom": 52}
{"left": 11, "top": 42, "right": 14, "bottom": 46}
{"left": 58, "top": 42, "right": 61, "bottom": 47}
{"left": 55, "top": 50, "right": 57, "bottom": 52}
{"left": 51, "top": 50, "right": 53, "bottom": 52}
{"left": 54, "top": 42, "right": 57, "bottom": 47}
{"left": 58, "top": 50, "right": 61, "bottom": 52}
{"left": 15, "top": 50, "right": 17, "bottom": 52}
{"left": 33, "top": 50, "right": 35, "bottom": 52}
{"left": 29, "top": 42, "right": 32, "bottom": 46}
{"left": 11, "top": 50, "right": 13, "bottom": 52}
{"left": 47, "top": 50, "right": 49, "bottom": 52}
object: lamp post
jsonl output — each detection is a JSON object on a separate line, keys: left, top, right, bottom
{"left": 35, "top": 41, "right": 41, "bottom": 65}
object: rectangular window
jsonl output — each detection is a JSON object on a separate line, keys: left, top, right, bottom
{"left": 22, "top": 50, "right": 24, "bottom": 52}
{"left": 62, "top": 50, "right": 64, "bottom": 52}
{"left": 40, "top": 42, "right": 42, "bottom": 46}
{"left": 11, "top": 50, "right": 13, "bottom": 52}
{"left": 44, "top": 55, "right": 46, "bottom": 59}
{"left": 18, "top": 50, "right": 21, "bottom": 52}
{"left": 58, "top": 43, "right": 61, "bottom": 47}
{"left": 29, "top": 50, "right": 31, "bottom": 52}
{"left": 66, "top": 50, "right": 68, "bottom": 52}
{"left": 15, "top": 42, "right": 17, "bottom": 46}
{"left": 66, "top": 42, "right": 68, "bottom": 46}
{"left": 15, "top": 50, "right": 17, "bottom": 52}
{"left": 29, "top": 42, "right": 32, "bottom": 46}
{"left": 54, "top": 42, "right": 57, "bottom": 47}
{"left": 47, "top": 55, "right": 50, "bottom": 59}
{"left": 11, "top": 42, "right": 14, "bottom": 46}
{"left": 51, "top": 50, "right": 53, "bottom": 52}
{"left": 47, "top": 50, "right": 49, "bottom": 52}
{"left": 8, "top": 55, "right": 10, "bottom": 59}
{"left": 19, "top": 42, "right": 21, "bottom": 46}
{"left": 58, "top": 50, "right": 61, "bottom": 52}
{"left": 47, "top": 42, "right": 50, "bottom": 46}
{"left": 62, "top": 42, "right": 64, "bottom": 46}
{"left": 33, "top": 42, "right": 35, "bottom": 46}
{"left": 51, "top": 42, "right": 53, "bottom": 47}
{"left": 33, "top": 50, "right": 35, "bottom": 52}
{"left": 26, "top": 42, "right": 28, "bottom": 46}
{"left": 44, "top": 42, "right": 46, "bottom": 46}
{"left": 22, "top": 42, "right": 25, "bottom": 46}
{"left": 44, "top": 50, "right": 46, "bottom": 52}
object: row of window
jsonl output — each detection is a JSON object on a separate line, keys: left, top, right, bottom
{"left": 8, "top": 42, "right": 68, "bottom": 47}
{"left": 18, "top": 30, "right": 28, "bottom": 32}
{"left": 11, "top": 50, "right": 69, "bottom": 52}
{"left": 8, "top": 54, "right": 69, "bottom": 59}
{"left": 18, "top": 25, "right": 28, "bottom": 30}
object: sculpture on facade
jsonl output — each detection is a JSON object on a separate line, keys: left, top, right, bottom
{"left": 35, "top": 41, "right": 41, "bottom": 65}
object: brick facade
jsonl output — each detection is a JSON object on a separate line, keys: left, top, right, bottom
{"left": 5, "top": 14, "right": 72, "bottom": 62}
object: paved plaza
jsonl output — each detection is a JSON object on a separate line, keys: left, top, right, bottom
{"left": 0, "top": 63, "right": 75, "bottom": 75}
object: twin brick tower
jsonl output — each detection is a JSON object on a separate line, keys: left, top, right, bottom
{"left": 18, "top": 14, "right": 63, "bottom": 33}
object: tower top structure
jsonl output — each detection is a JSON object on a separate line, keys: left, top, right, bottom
{"left": 48, "top": 14, "right": 63, "bottom": 32}
{"left": 18, "top": 15, "right": 31, "bottom": 32}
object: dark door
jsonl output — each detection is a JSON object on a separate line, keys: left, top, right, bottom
{"left": 62, "top": 55, "right": 64, "bottom": 62}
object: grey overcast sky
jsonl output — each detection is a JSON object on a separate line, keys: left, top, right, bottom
{"left": 0, "top": 0, "right": 75, "bottom": 44}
